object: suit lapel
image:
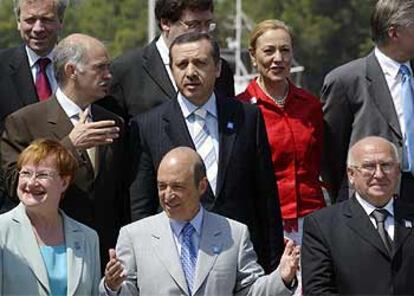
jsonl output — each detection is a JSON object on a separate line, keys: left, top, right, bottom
{"left": 366, "top": 52, "right": 402, "bottom": 138}
{"left": 142, "top": 40, "right": 176, "bottom": 100}
{"left": 64, "top": 213, "right": 85, "bottom": 296}
{"left": 345, "top": 196, "right": 391, "bottom": 258}
{"left": 13, "top": 204, "right": 50, "bottom": 294}
{"left": 193, "top": 211, "right": 223, "bottom": 295}
{"left": 47, "top": 97, "right": 74, "bottom": 139}
{"left": 163, "top": 99, "right": 194, "bottom": 148}
{"left": 151, "top": 213, "right": 189, "bottom": 294}
{"left": 9, "top": 46, "right": 39, "bottom": 106}
{"left": 215, "top": 97, "right": 238, "bottom": 197}
{"left": 393, "top": 202, "right": 413, "bottom": 255}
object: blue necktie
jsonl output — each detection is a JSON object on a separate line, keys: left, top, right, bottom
{"left": 400, "top": 64, "right": 414, "bottom": 173}
{"left": 180, "top": 223, "right": 197, "bottom": 294}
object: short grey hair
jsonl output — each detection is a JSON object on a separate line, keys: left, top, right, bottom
{"left": 347, "top": 137, "right": 400, "bottom": 167}
{"left": 53, "top": 40, "right": 87, "bottom": 85}
{"left": 13, "top": 0, "right": 69, "bottom": 22}
{"left": 371, "top": 0, "right": 414, "bottom": 45}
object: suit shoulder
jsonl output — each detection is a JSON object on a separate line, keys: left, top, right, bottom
{"left": 324, "top": 56, "right": 367, "bottom": 83}
{"left": 120, "top": 212, "right": 164, "bottom": 234}
{"left": 0, "top": 47, "right": 20, "bottom": 59}
{"left": 111, "top": 46, "right": 147, "bottom": 77}
{"left": 205, "top": 210, "right": 249, "bottom": 233}
{"left": 305, "top": 201, "right": 347, "bottom": 224}
{"left": 6, "top": 100, "right": 48, "bottom": 120}
{"left": 63, "top": 213, "right": 99, "bottom": 239}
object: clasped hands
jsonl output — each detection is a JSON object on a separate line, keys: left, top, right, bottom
{"left": 69, "top": 109, "right": 120, "bottom": 150}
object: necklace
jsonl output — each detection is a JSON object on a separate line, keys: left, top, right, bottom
{"left": 257, "top": 78, "right": 289, "bottom": 108}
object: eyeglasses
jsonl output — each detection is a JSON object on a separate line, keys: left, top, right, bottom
{"left": 350, "top": 162, "right": 397, "bottom": 177}
{"left": 18, "top": 170, "right": 59, "bottom": 181}
{"left": 178, "top": 19, "right": 216, "bottom": 32}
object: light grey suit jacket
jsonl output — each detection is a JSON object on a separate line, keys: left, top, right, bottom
{"left": 321, "top": 51, "right": 406, "bottom": 202}
{"left": 0, "top": 203, "right": 101, "bottom": 295}
{"left": 99, "top": 210, "right": 291, "bottom": 296}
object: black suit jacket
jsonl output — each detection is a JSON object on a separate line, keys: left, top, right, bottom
{"left": 321, "top": 51, "right": 414, "bottom": 203}
{"left": 302, "top": 196, "right": 414, "bottom": 295}
{"left": 129, "top": 95, "right": 284, "bottom": 272}
{"left": 1, "top": 97, "right": 129, "bottom": 267}
{"left": 0, "top": 46, "right": 40, "bottom": 212}
{"left": 0, "top": 46, "right": 40, "bottom": 131}
{"left": 98, "top": 38, "right": 235, "bottom": 123}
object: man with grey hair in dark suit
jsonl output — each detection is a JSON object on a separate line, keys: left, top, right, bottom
{"left": 321, "top": 0, "right": 414, "bottom": 204}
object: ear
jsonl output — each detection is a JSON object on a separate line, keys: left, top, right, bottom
{"left": 215, "top": 59, "right": 222, "bottom": 78}
{"left": 64, "top": 62, "right": 78, "bottom": 80}
{"left": 62, "top": 176, "right": 71, "bottom": 192}
{"left": 347, "top": 167, "right": 355, "bottom": 186}
{"left": 160, "top": 18, "right": 172, "bottom": 34}
{"left": 198, "top": 177, "right": 208, "bottom": 195}
{"left": 249, "top": 48, "right": 257, "bottom": 68}
{"left": 387, "top": 24, "right": 399, "bottom": 41}
{"left": 17, "top": 20, "right": 21, "bottom": 31}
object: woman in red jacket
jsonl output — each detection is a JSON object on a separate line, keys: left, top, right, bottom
{"left": 237, "top": 19, "right": 325, "bottom": 244}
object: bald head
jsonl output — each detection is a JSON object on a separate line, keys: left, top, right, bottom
{"left": 159, "top": 147, "right": 206, "bottom": 185}
{"left": 347, "top": 136, "right": 400, "bottom": 167}
{"left": 157, "top": 147, "right": 207, "bottom": 221}
{"left": 347, "top": 136, "right": 400, "bottom": 207}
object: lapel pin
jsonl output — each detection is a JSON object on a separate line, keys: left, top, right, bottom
{"left": 74, "top": 241, "right": 81, "bottom": 250}
{"left": 250, "top": 97, "right": 257, "bottom": 104}
{"left": 212, "top": 245, "right": 221, "bottom": 255}
{"left": 227, "top": 122, "right": 234, "bottom": 130}
{"left": 404, "top": 219, "right": 412, "bottom": 228}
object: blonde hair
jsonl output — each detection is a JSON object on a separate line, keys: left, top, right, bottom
{"left": 249, "top": 19, "right": 293, "bottom": 51}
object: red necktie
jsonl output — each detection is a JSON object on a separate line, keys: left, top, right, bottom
{"left": 36, "top": 58, "right": 52, "bottom": 101}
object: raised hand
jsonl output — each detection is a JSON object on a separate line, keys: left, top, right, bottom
{"left": 104, "top": 248, "right": 127, "bottom": 291}
{"left": 69, "top": 109, "right": 120, "bottom": 150}
{"left": 279, "top": 239, "right": 300, "bottom": 286}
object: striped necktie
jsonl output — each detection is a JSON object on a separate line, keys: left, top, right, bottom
{"left": 400, "top": 64, "right": 414, "bottom": 173}
{"left": 180, "top": 223, "right": 197, "bottom": 294}
{"left": 192, "top": 108, "right": 218, "bottom": 194}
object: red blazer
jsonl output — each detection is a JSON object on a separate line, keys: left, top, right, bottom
{"left": 237, "top": 79, "right": 325, "bottom": 219}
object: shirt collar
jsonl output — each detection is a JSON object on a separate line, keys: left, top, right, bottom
{"left": 355, "top": 192, "right": 394, "bottom": 217}
{"left": 156, "top": 35, "right": 171, "bottom": 66}
{"left": 177, "top": 92, "right": 217, "bottom": 119}
{"left": 25, "top": 45, "right": 54, "bottom": 68}
{"left": 55, "top": 87, "right": 92, "bottom": 119}
{"left": 375, "top": 47, "right": 412, "bottom": 79}
{"left": 170, "top": 206, "right": 204, "bottom": 237}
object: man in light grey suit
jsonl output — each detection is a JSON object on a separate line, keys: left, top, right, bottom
{"left": 100, "top": 147, "right": 299, "bottom": 296}
{"left": 321, "top": 0, "right": 414, "bottom": 204}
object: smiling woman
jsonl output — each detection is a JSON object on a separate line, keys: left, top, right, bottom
{"left": 0, "top": 138, "right": 101, "bottom": 295}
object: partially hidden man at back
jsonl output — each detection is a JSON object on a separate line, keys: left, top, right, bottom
{"left": 129, "top": 31, "right": 284, "bottom": 272}
{"left": 99, "top": 0, "right": 234, "bottom": 123}
{"left": 1, "top": 33, "right": 128, "bottom": 271}
{"left": 321, "top": 0, "right": 414, "bottom": 204}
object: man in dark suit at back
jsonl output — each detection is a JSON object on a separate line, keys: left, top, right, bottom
{"left": 0, "top": 0, "right": 68, "bottom": 212}
{"left": 321, "top": 0, "right": 414, "bottom": 204}
{"left": 302, "top": 136, "right": 414, "bottom": 295}
{"left": 1, "top": 33, "right": 127, "bottom": 270}
{"left": 129, "top": 32, "right": 284, "bottom": 272}
{"left": 99, "top": 0, "right": 234, "bottom": 124}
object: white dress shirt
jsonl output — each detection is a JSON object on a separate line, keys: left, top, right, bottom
{"left": 169, "top": 207, "right": 204, "bottom": 256}
{"left": 25, "top": 46, "right": 58, "bottom": 94}
{"left": 156, "top": 36, "right": 178, "bottom": 91}
{"left": 375, "top": 47, "right": 413, "bottom": 170}
{"left": 355, "top": 193, "right": 395, "bottom": 240}
{"left": 177, "top": 92, "right": 219, "bottom": 158}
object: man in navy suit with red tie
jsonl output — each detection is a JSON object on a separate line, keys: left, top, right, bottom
{"left": 0, "top": 0, "right": 68, "bottom": 212}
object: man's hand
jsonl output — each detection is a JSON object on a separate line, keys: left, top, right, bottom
{"left": 104, "top": 249, "right": 127, "bottom": 292}
{"left": 69, "top": 109, "right": 120, "bottom": 149}
{"left": 279, "top": 239, "right": 300, "bottom": 286}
